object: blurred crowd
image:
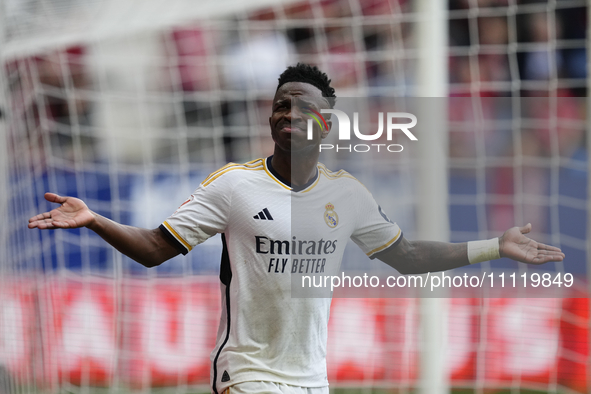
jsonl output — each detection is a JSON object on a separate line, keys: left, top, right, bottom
{"left": 447, "top": 0, "right": 586, "bottom": 245}
{"left": 9, "top": 0, "right": 586, "bottom": 155}
{"left": 9, "top": 0, "right": 585, "bottom": 159}
{"left": 450, "top": 0, "right": 586, "bottom": 96}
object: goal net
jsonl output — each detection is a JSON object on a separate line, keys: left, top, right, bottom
{"left": 0, "top": 0, "right": 588, "bottom": 393}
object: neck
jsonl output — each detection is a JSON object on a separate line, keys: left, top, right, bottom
{"left": 271, "top": 147, "right": 319, "bottom": 187}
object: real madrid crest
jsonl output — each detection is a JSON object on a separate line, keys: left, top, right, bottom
{"left": 324, "top": 203, "right": 338, "bottom": 228}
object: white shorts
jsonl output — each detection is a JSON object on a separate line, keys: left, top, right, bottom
{"left": 222, "top": 381, "right": 329, "bottom": 394}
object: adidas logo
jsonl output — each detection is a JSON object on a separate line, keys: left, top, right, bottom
{"left": 221, "top": 370, "right": 230, "bottom": 382}
{"left": 253, "top": 208, "right": 274, "bottom": 220}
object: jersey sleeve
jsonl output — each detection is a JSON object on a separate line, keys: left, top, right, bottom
{"left": 350, "top": 184, "right": 402, "bottom": 259}
{"left": 159, "top": 170, "right": 233, "bottom": 255}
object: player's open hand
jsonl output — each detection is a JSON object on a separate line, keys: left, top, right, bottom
{"left": 499, "top": 223, "right": 565, "bottom": 264}
{"left": 28, "top": 193, "right": 95, "bottom": 230}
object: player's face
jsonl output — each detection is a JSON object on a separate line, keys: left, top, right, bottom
{"left": 269, "top": 82, "right": 331, "bottom": 154}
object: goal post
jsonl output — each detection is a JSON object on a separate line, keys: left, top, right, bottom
{"left": 415, "top": 0, "right": 449, "bottom": 393}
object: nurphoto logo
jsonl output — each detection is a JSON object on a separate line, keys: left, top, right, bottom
{"left": 305, "top": 108, "right": 418, "bottom": 153}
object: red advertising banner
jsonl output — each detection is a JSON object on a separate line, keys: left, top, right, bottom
{"left": 36, "top": 276, "right": 119, "bottom": 388}
{"left": 0, "top": 275, "right": 587, "bottom": 391}
{"left": 123, "top": 279, "right": 220, "bottom": 387}
{"left": 558, "top": 294, "right": 589, "bottom": 392}
{"left": 0, "top": 279, "right": 36, "bottom": 382}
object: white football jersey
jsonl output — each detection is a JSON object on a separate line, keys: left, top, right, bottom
{"left": 160, "top": 157, "right": 402, "bottom": 394}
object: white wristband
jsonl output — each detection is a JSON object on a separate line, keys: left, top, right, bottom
{"left": 467, "top": 238, "right": 500, "bottom": 264}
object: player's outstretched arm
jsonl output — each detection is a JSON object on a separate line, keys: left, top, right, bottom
{"left": 377, "top": 223, "right": 565, "bottom": 275}
{"left": 28, "top": 193, "right": 180, "bottom": 267}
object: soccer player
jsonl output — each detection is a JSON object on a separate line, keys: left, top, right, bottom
{"left": 29, "top": 63, "right": 564, "bottom": 394}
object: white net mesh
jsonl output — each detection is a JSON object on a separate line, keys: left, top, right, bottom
{"left": 0, "top": 0, "right": 588, "bottom": 393}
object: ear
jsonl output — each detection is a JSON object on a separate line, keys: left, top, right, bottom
{"left": 321, "top": 120, "right": 332, "bottom": 139}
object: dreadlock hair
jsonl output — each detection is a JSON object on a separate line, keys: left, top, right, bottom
{"left": 276, "top": 63, "right": 336, "bottom": 108}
